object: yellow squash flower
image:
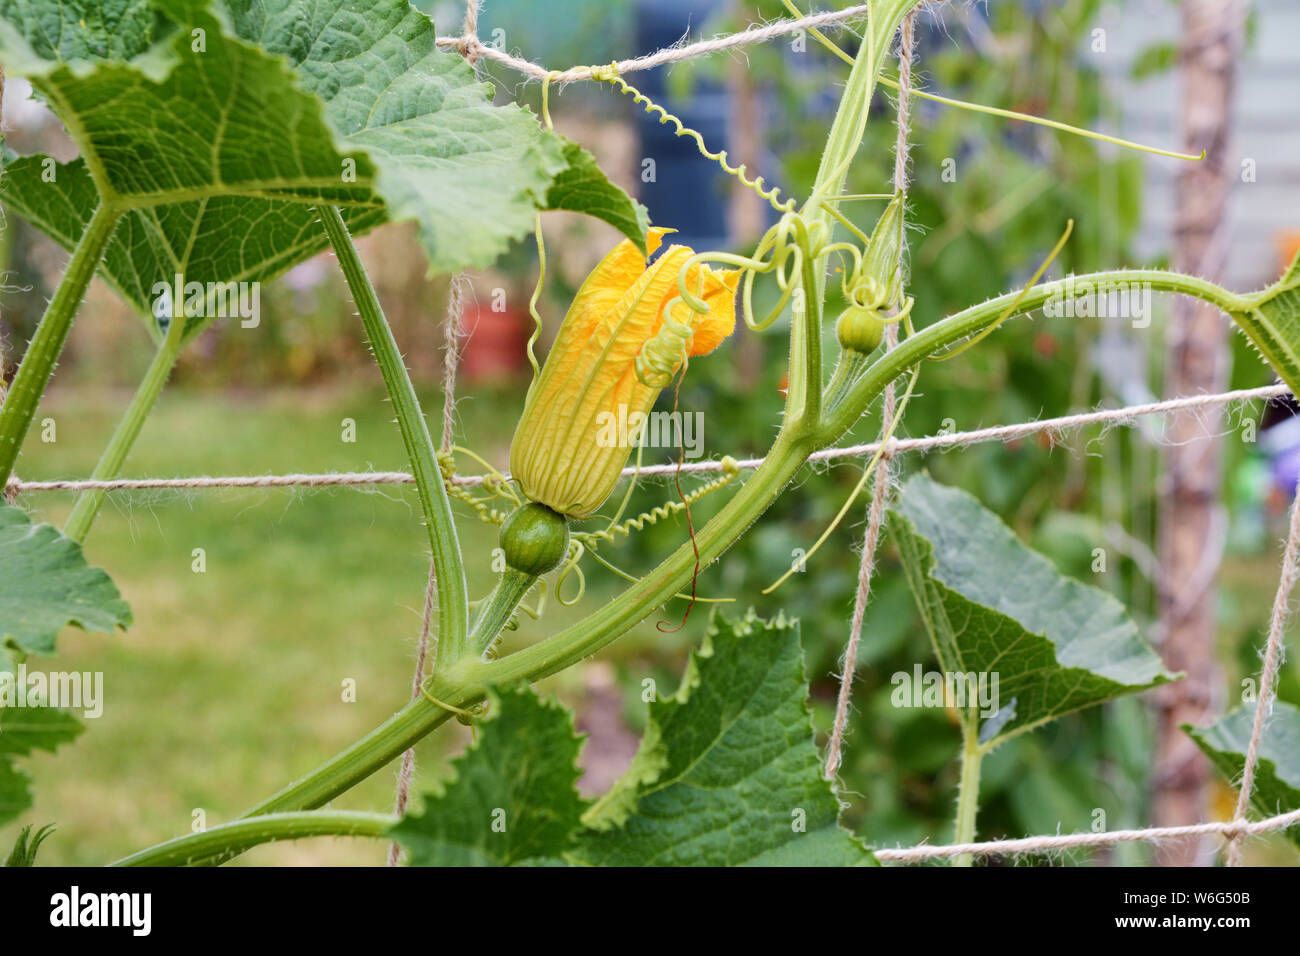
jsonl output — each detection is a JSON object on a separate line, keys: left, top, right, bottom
{"left": 510, "top": 228, "right": 739, "bottom": 518}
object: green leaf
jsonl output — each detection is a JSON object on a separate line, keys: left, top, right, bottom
{"left": 0, "top": 504, "right": 131, "bottom": 659}
{"left": 891, "top": 474, "right": 1174, "bottom": 747}
{"left": 0, "top": 0, "right": 578, "bottom": 335}
{"left": 390, "top": 688, "right": 587, "bottom": 866}
{"left": 0, "top": 705, "right": 85, "bottom": 757}
{"left": 0, "top": 0, "right": 163, "bottom": 65}
{"left": 0, "top": 707, "right": 84, "bottom": 827}
{"left": 1129, "top": 41, "right": 1177, "bottom": 81}
{"left": 3, "top": 822, "right": 56, "bottom": 866}
{"left": 543, "top": 139, "right": 650, "bottom": 253}
{"left": 223, "top": 0, "right": 568, "bottom": 272}
{"left": 574, "top": 612, "right": 875, "bottom": 866}
{"left": 1186, "top": 700, "right": 1300, "bottom": 849}
{"left": 0, "top": 151, "right": 385, "bottom": 341}
{"left": 1233, "top": 247, "right": 1300, "bottom": 396}
{"left": 0, "top": 761, "right": 30, "bottom": 828}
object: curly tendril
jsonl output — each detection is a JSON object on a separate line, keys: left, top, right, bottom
{"left": 436, "top": 447, "right": 520, "bottom": 527}
{"left": 593, "top": 63, "right": 797, "bottom": 215}
{"left": 552, "top": 458, "right": 741, "bottom": 606}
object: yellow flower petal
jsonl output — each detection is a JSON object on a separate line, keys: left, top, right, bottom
{"left": 510, "top": 231, "right": 738, "bottom": 517}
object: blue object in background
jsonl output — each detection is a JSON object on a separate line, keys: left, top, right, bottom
{"left": 633, "top": 0, "right": 731, "bottom": 252}
{"left": 1262, "top": 415, "right": 1300, "bottom": 500}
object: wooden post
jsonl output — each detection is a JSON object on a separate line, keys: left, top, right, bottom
{"left": 1154, "top": 0, "right": 1246, "bottom": 867}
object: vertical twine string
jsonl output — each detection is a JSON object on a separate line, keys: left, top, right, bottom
{"left": 825, "top": 9, "right": 917, "bottom": 779}
{"left": 386, "top": 561, "right": 439, "bottom": 866}
{"left": 1224, "top": 473, "right": 1300, "bottom": 865}
{"left": 439, "top": 274, "right": 469, "bottom": 454}
{"left": 386, "top": 275, "right": 468, "bottom": 865}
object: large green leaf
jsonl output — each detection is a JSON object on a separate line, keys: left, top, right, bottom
{"left": 221, "top": 0, "right": 569, "bottom": 270}
{"left": 1186, "top": 701, "right": 1300, "bottom": 849}
{"left": 390, "top": 688, "right": 587, "bottom": 866}
{"left": 0, "top": 0, "right": 646, "bottom": 337}
{"left": 0, "top": 706, "right": 84, "bottom": 827}
{"left": 891, "top": 474, "right": 1174, "bottom": 747}
{"left": 574, "top": 613, "right": 875, "bottom": 866}
{"left": 0, "top": 504, "right": 131, "bottom": 661}
{"left": 393, "top": 614, "right": 872, "bottom": 867}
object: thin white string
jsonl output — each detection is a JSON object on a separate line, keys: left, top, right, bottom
{"left": 436, "top": 4, "right": 875, "bottom": 84}
{"left": 440, "top": 274, "right": 470, "bottom": 456}
{"left": 8, "top": 384, "right": 1285, "bottom": 496}
{"left": 1225, "top": 471, "right": 1300, "bottom": 866}
{"left": 874, "top": 806, "right": 1300, "bottom": 863}
{"left": 387, "top": 559, "right": 438, "bottom": 867}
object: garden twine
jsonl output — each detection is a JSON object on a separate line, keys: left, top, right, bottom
{"left": 825, "top": 6, "right": 918, "bottom": 780}
{"left": 435, "top": 3, "right": 879, "bottom": 85}
{"left": 6, "top": 384, "right": 1289, "bottom": 496}
{"left": 1225, "top": 471, "right": 1300, "bottom": 865}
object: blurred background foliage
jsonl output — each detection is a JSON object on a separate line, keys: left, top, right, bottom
{"left": 2, "top": 0, "right": 1297, "bottom": 864}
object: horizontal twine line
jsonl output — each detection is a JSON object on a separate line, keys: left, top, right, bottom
{"left": 873, "top": 806, "right": 1300, "bottom": 862}
{"left": 433, "top": 3, "right": 872, "bottom": 83}
{"left": 6, "top": 384, "right": 1287, "bottom": 496}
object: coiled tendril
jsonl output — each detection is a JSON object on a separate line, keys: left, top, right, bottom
{"left": 593, "top": 64, "right": 797, "bottom": 215}
{"left": 554, "top": 457, "right": 741, "bottom": 606}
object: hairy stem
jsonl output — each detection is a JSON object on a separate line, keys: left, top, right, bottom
{"left": 110, "top": 811, "right": 394, "bottom": 867}
{"left": 0, "top": 203, "right": 119, "bottom": 486}
{"left": 251, "top": 690, "right": 462, "bottom": 819}
{"left": 318, "top": 206, "right": 469, "bottom": 658}
{"left": 471, "top": 569, "right": 538, "bottom": 657}
{"left": 64, "top": 314, "right": 186, "bottom": 542}
{"left": 953, "top": 721, "right": 983, "bottom": 868}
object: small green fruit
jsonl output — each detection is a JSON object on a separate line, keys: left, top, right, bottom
{"left": 836, "top": 304, "right": 886, "bottom": 354}
{"left": 499, "top": 503, "right": 570, "bottom": 576}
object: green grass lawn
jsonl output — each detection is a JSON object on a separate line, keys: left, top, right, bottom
{"left": 6, "top": 381, "right": 649, "bottom": 865}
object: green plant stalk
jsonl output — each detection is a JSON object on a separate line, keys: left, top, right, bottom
{"left": 787, "top": 251, "right": 826, "bottom": 428}
{"left": 471, "top": 568, "right": 538, "bottom": 657}
{"left": 783, "top": 1, "right": 918, "bottom": 414}
{"left": 63, "top": 314, "right": 186, "bottom": 542}
{"left": 318, "top": 205, "right": 469, "bottom": 659}
{"left": 952, "top": 718, "right": 983, "bottom": 868}
{"left": 110, "top": 810, "right": 394, "bottom": 867}
{"left": 823, "top": 349, "right": 870, "bottom": 411}
{"left": 821, "top": 269, "right": 1252, "bottom": 440}
{"left": 0, "top": 203, "right": 119, "bottom": 486}
{"left": 804, "top": 2, "right": 920, "bottom": 254}
{"left": 228, "top": 684, "right": 460, "bottom": 837}
{"left": 471, "top": 425, "right": 817, "bottom": 689}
